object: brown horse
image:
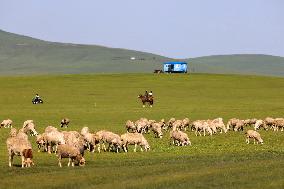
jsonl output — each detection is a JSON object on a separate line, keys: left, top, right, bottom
{"left": 138, "top": 94, "right": 154, "bottom": 107}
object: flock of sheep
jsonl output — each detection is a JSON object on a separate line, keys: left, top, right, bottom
{"left": 1, "top": 116, "right": 284, "bottom": 168}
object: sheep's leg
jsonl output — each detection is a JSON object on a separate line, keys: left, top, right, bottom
{"left": 68, "top": 158, "right": 71, "bottom": 167}
{"left": 134, "top": 144, "right": 137, "bottom": 152}
{"left": 246, "top": 137, "right": 249, "bottom": 144}
{"left": 140, "top": 145, "right": 144, "bottom": 152}
{"left": 58, "top": 156, "right": 62, "bottom": 167}
{"left": 253, "top": 138, "right": 256, "bottom": 144}
{"left": 9, "top": 154, "right": 13, "bottom": 167}
{"left": 21, "top": 156, "right": 25, "bottom": 168}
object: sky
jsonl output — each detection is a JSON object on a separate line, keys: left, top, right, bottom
{"left": 0, "top": 0, "right": 283, "bottom": 58}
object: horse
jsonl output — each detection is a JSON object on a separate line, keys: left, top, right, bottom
{"left": 138, "top": 94, "right": 154, "bottom": 107}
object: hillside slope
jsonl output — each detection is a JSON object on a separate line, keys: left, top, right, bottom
{"left": 189, "top": 54, "right": 284, "bottom": 77}
{"left": 0, "top": 30, "right": 170, "bottom": 75}
{"left": 1, "top": 29, "right": 284, "bottom": 76}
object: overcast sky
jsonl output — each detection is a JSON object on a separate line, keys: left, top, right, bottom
{"left": 0, "top": 0, "right": 283, "bottom": 58}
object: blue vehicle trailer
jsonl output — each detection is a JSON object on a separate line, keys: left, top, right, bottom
{"left": 163, "top": 62, "right": 188, "bottom": 73}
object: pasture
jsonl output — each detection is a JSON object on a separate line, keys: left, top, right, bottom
{"left": 0, "top": 73, "right": 284, "bottom": 189}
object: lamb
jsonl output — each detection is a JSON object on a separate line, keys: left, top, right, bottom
{"left": 125, "top": 120, "right": 136, "bottom": 133}
{"left": 60, "top": 118, "right": 70, "bottom": 128}
{"left": 1, "top": 119, "right": 13, "bottom": 128}
{"left": 245, "top": 130, "right": 263, "bottom": 144}
{"left": 170, "top": 130, "right": 191, "bottom": 146}
{"left": 57, "top": 144, "right": 85, "bottom": 167}
{"left": 121, "top": 133, "right": 150, "bottom": 152}
{"left": 6, "top": 130, "right": 34, "bottom": 168}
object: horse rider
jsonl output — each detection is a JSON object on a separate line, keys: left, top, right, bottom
{"left": 145, "top": 91, "right": 149, "bottom": 98}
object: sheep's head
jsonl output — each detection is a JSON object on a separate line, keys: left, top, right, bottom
{"left": 77, "top": 156, "right": 86, "bottom": 166}
{"left": 24, "top": 158, "right": 34, "bottom": 167}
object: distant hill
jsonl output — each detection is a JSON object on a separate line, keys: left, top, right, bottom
{"left": 188, "top": 55, "right": 284, "bottom": 77}
{"left": 0, "top": 30, "right": 171, "bottom": 75}
{"left": 1, "top": 29, "right": 284, "bottom": 76}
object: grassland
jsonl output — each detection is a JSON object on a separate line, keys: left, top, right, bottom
{"left": 0, "top": 73, "right": 284, "bottom": 189}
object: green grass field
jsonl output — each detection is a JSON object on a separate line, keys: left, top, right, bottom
{"left": 0, "top": 73, "right": 284, "bottom": 189}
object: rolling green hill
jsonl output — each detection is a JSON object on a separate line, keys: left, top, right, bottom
{"left": 1, "top": 29, "right": 284, "bottom": 76}
{"left": 189, "top": 54, "right": 284, "bottom": 77}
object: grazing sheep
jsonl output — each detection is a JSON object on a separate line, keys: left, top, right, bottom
{"left": 57, "top": 144, "right": 85, "bottom": 167}
{"left": 125, "top": 120, "right": 136, "bottom": 133}
{"left": 191, "top": 120, "right": 213, "bottom": 136}
{"left": 121, "top": 133, "right": 150, "bottom": 152}
{"left": 151, "top": 121, "right": 164, "bottom": 138}
{"left": 182, "top": 118, "right": 190, "bottom": 131}
{"left": 6, "top": 133, "right": 34, "bottom": 168}
{"left": 244, "top": 118, "right": 257, "bottom": 127}
{"left": 165, "top": 118, "right": 176, "bottom": 130}
{"left": 60, "top": 118, "right": 70, "bottom": 128}
{"left": 264, "top": 117, "right": 275, "bottom": 130}
{"left": 274, "top": 118, "right": 284, "bottom": 131}
{"left": 45, "top": 125, "right": 58, "bottom": 133}
{"left": 135, "top": 120, "right": 148, "bottom": 133}
{"left": 209, "top": 118, "right": 227, "bottom": 133}
{"left": 95, "top": 130, "right": 122, "bottom": 153}
{"left": 254, "top": 120, "right": 268, "bottom": 130}
{"left": 172, "top": 120, "right": 184, "bottom": 131}
{"left": 44, "top": 129, "right": 65, "bottom": 154}
{"left": 22, "top": 120, "right": 38, "bottom": 136}
{"left": 170, "top": 130, "right": 191, "bottom": 146}
{"left": 227, "top": 118, "right": 245, "bottom": 131}
{"left": 1, "top": 119, "right": 13, "bottom": 128}
{"left": 245, "top": 130, "right": 263, "bottom": 144}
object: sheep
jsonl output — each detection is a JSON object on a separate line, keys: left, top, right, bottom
{"left": 135, "top": 120, "right": 148, "bottom": 133}
{"left": 245, "top": 130, "right": 263, "bottom": 144}
{"left": 170, "top": 130, "right": 191, "bottom": 146}
{"left": 121, "top": 133, "right": 150, "bottom": 152}
{"left": 57, "top": 144, "right": 85, "bottom": 167}
{"left": 254, "top": 120, "right": 268, "bottom": 130}
{"left": 44, "top": 129, "right": 65, "bottom": 154}
{"left": 6, "top": 133, "right": 34, "bottom": 168}
{"left": 95, "top": 130, "right": 122, "bottom": 153}
{"left": 274, "top": 118, "right": 284, "bottom": 131}
{"left": 80, "top": 127, "right": 99, "bottom": 152}
{"left": 182, "top": 118, "right": 190, "bottom": 131}
{"left": 244, "top": 118, "right": 257, "bottom": 127}
{"left": 264, "top": 117, "right": 275, "bottom": 130}
{"left": 209, "top": 118, "right": 227, "bottom": 133}
{"left": 60, "top": 118, "right": 70, "bottom": 128}
{"left": 172, "top": 120, "right": 184, "bottom": 131}
{"left": 165, "top": 118, "right": 176, "bottom": 130}
{"left": 125, "top": 120, "right": 136, "bottom": 133}
{"left": 1, "top": 119, "right": 13, "bottom": 128}
{"left": 191, "top": 120, "right": 213, "bottom": 136}
{"left": 227, "top": 118, "right": 245, "bottom": 131}
{"left": 151, "top": 121, "right": 164, "bottom": 138}
{"left": 45, "top": 125, "right": 58, "bottom": 133}
{"left": 22, "top": 120, "right": 38, "bottom": 136}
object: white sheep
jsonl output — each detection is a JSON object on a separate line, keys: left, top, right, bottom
{"left": 245, "top": 130, "right": 263, "bottom": 144}
{"left": 121, "top": 133, "right": 150, "bottom": 152}
{"left": 57, "top": 144, "right": 85, "bottom": 167}
{"left": 1, "top": 119, "right": 13, "bottom": 128}
{"left": 6, "top": 131, "right": 34, "bottom": 168}
{"left": 170, "top": 130, "right": 191, "bottom": 146}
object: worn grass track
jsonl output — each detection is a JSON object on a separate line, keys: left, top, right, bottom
{"left": 0, "top": 73, "right": 283, "bottom": 189}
